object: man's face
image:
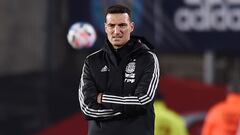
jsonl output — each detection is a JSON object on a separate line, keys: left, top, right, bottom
{"left": 105, "top": 13, "right": 134, "bottom": 49}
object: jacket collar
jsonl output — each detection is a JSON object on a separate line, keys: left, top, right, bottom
{"left": 102, "top": 35, "right": 153, "bottom": 55}
{"left": 102, "top": 36, "right": 153, "bottom": 66}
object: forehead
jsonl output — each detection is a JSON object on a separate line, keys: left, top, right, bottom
{"left": 105, "top": 13, "right": 131, "bottom": 24}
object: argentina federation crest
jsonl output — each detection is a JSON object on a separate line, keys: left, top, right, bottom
{"left": 125, "top": 62, "right": 136, "bottom": 73}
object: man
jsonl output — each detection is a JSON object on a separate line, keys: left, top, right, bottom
{"left": 154, "top": 96, "right": 189, "bottom": 135}
{"left": 78, "top": 4, "right": 160, "bottom": 135}
{"left": 201, "top": 61, "right": 240, "bottom": 135}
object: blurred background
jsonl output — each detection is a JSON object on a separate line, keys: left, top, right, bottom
{"left": 0, "top": 0, "right": 239, "bottom": 135}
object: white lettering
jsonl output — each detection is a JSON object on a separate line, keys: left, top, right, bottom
{"left": 174, "top": 0, "right": 240, "bottom": 31}
{"left": 228, "top": 9, "right": 240, "bottom": 31}
{"left": 125, "top": 73, "right": 135, "bottom": 78}
{"left": 124, "top": 79, "right": 135, "bottom": 83}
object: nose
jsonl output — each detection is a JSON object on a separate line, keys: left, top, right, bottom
{"left": 113, "top": 26, "right": 121, "bottom": 34}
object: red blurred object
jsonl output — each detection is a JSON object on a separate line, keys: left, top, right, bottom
{"left": 160, "top": 76, "right": 227, "bottom": 113}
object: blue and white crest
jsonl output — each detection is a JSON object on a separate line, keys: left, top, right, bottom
{"left": 125, "top": 62, "right": 136, "bottom": 73}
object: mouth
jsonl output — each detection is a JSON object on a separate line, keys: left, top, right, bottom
{"left": 113, "top": 36, "right": 122, "bottom": 38}
{"left": 112, "top": 36, "right": 122, "bottom": 40}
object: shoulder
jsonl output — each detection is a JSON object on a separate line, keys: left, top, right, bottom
{"left": 85, "top": 49, "right": 104, "bottom": 61}
{"left": 146, "top": 51, "right": 158, "bottom": 60}
{"left": 205, "top": 102, "right": 225, "bottom": 120}
{"left": 208, "top": 102, "right": 225, "bottom": 113}
{"left": 83, "top": 49, "right": 105, "bottom": 66}
{"left": 137, "top": 50, "right": 159, "bottom": 64}
{"left": 154, "top": 101, "right": 180, "bottom": 120}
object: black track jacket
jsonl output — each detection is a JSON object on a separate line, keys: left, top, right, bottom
{"left": 79, "top": 36, "right": 160, "bottom": 135}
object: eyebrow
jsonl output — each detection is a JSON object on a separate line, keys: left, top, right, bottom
{"left": 107, "top": 23, "right": 128, "bottom": 26}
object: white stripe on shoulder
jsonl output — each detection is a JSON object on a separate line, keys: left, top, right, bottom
{"left": 86, "top": 49, "right": 102, "bottom": 59}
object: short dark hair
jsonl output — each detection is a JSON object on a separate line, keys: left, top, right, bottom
{"left": 105, "top": 4, "right": 132, "bottom": 22}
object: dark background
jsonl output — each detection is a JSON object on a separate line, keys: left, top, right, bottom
{"left": 0, "top": 0, "right": 239, "bottom": 134}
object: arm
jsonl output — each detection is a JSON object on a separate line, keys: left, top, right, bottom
{"left": 79, "top": 59, "right": 121, "bottom": 120}
{"left": 101, "top": 52, "right": 160, "bottom": 115}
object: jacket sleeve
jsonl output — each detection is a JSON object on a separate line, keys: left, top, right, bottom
{"left": 101, "top": 51, "right": 160, "bottom": 116}
{"left": 79, "top": 58, "right": 121, "bottom": 120}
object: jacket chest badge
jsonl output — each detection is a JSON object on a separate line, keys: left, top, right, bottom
{"left": 125, "top": 60, "right": 136, "bottom": 83}
{"left": 125, "top": 62, "right": 135, "bottom": 73}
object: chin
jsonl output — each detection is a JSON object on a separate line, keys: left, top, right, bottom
{"left": 112, "top": 44, "right": 124, "bottom": 49}
{"left": 111, "top": 41, "right": 123, "bottom": 46}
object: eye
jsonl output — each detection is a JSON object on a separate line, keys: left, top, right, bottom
{"left": 119, "top": 23, "right": 127, "bottom": 28}
{"left": 107, "top": 24, "right": 115, "bottom": 28}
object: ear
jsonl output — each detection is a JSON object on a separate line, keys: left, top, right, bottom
{"left": 104, "top": 23, "right": 107, "bottom": 33}
{"left": 130, "top": 22, "right": 134, "bottom": 32}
